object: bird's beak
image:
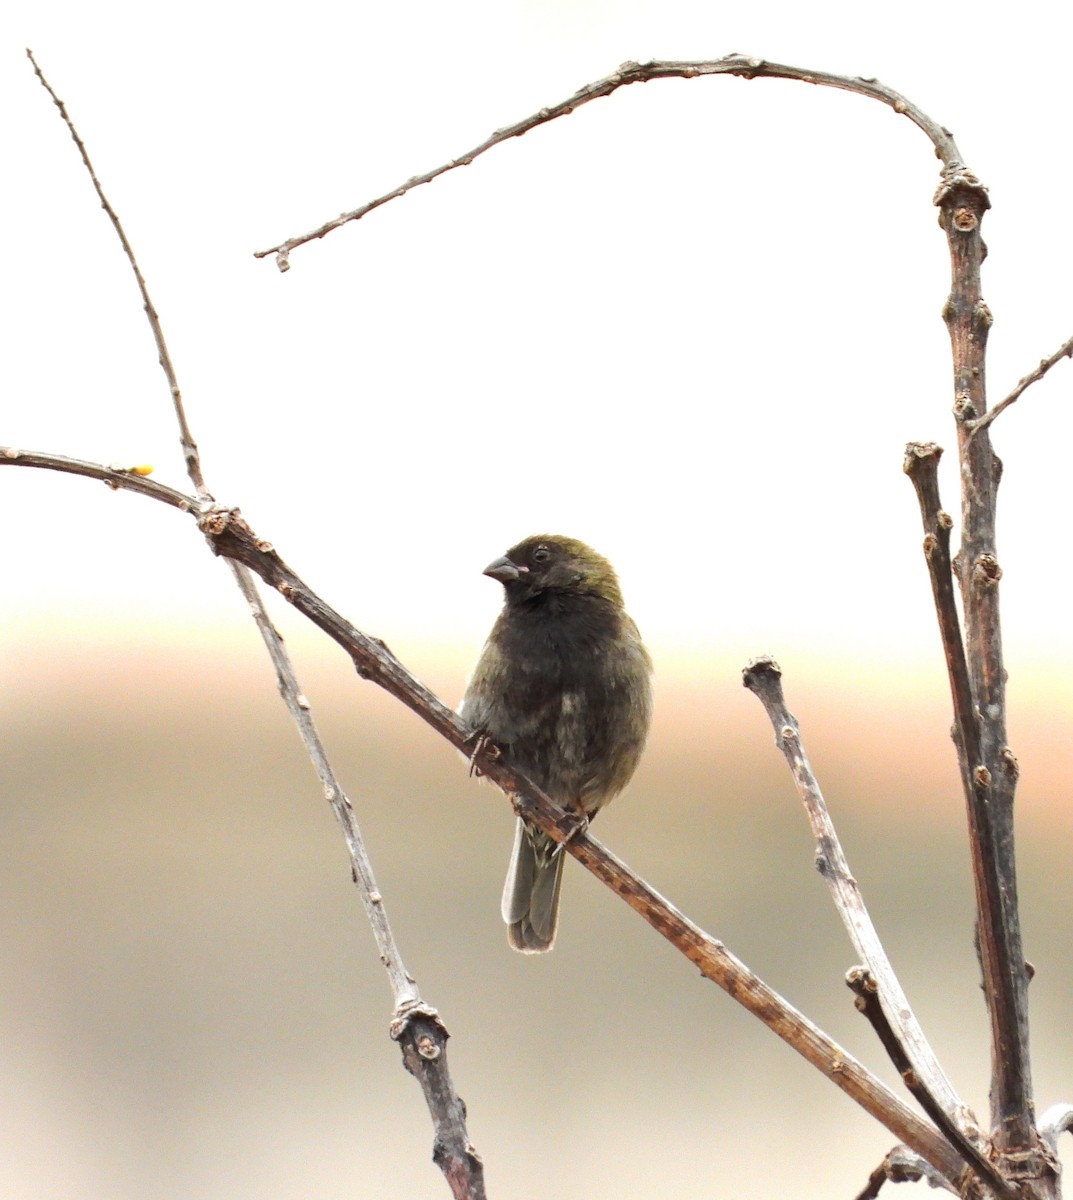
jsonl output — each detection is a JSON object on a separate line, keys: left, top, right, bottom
{"left": 483, "top": 555, "right": 526, "bottom": 583}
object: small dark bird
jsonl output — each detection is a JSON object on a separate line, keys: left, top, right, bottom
{"left": 461, "top": 535, "right": 652, "bottom": 953}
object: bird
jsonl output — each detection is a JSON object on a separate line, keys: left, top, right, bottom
{"left": 460, "top": 535, "right": 652, "bottom": 953}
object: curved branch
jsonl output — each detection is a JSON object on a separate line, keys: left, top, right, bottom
{"left": 254, "top": 55, "right": 967, "bottom": 269}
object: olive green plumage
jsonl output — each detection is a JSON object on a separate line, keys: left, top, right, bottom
{"left": 461, "top": 535, "right": 653, "bottom": 953}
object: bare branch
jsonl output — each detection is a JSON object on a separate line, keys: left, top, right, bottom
{"left": 969, "top": 331, "right": 1073, "bottom": 437}
{"left": 395, "top": 1012, "right": 484, "bottom": 1200}
{"left": 0, "top": 446, "right": 198, "bottom": 511}
{"left": 254, "top": 55, "right": 967, "bottom": 269}
{"left": 0, "top": 445, "right": 968, "bottom": 1187}
{"left": 902, "top": 443, "right": 979, "bottom": 778}
{"left": 225, "top": 562, "right": 418, "bottom": 1008}
{"left": 742, "top": 657, "right": 999, "bottom": 1190}
{"left": 27, "top": 49, "right": 209, "bottom": 498}
{"left": 558, "top": 836, "right": 961, "bottom": 1189}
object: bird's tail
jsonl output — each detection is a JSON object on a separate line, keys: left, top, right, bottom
{"left": 501, "top": 818, "right": 565, "bottom": 953}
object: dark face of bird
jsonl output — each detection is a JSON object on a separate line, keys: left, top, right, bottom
{"left": 482, "top": 535, "right": 624, "bottom": 608}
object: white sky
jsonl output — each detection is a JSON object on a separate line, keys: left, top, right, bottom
{"left": 4, "top": 0, "right": 1072, "bottom": 680}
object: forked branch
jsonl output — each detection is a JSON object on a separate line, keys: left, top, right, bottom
{"left": 26, "top": 49, "right": 208, "bottom": 497}
{"left": 744, "top": 658, "right": 1010, "bottom": 1197}
{"left": 846, "top": 968, "right": 1011, "bottom": 1198}
{"left": 27, "top": 50, "right": 485, "bottom": 1199}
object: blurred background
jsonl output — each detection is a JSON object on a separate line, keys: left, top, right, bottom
{"left": 3, "top": 0, "right": 1073, "bottom": 1196}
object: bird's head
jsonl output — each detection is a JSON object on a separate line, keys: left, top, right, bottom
{"left": 482, "top": 535, "right": 624, "bottom": 607}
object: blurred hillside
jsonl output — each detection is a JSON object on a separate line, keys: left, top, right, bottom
{"left": 2, "top": 626, "right": 1070, "bottom": 1198}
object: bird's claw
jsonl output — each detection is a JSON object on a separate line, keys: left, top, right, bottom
{"left": 551, "top": 812, "right": 590, "bottom": 859}
{"left": 466, "top": 731, "right": 500, "bottom": 777}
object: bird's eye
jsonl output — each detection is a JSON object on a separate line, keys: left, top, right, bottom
{"left": 532, "top": 546, "right": 551, "bottom": 563}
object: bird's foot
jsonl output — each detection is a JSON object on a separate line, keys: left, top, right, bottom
{"left": 465, "top": 731, "right": 500, "bottom": 777}
{"left": 551, "top": 812, "right": 590, "bottom": 859}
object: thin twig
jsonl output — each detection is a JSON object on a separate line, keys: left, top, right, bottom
{"left": 902, "top": 437, "right": 1020, "bottom": 1059}
{"left": 902, "top": 443, "right": 980, "bottom": 779}
{"left": 254, "top": 55, "right": 967, "bottom": 270}
{"left": 846, "top": 968, "right": 1014, "bottom": 1199}
{"left": 0, "top": 446, "right": 199, "bottom": 511}
{"left": 225, "top": 562, "right": 420, "bottom": 1010}
{"left": 969, "top": 331, "right": 1073, "bottom": 438}
{"left": 742, "top": 657, "right": 1001, "bottom": 1194}
{"left": 27, "top": 48, "right": 209, "bottom": 498}
{"left": 0, "top": 444, "right": 969, "bottom": 1188}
